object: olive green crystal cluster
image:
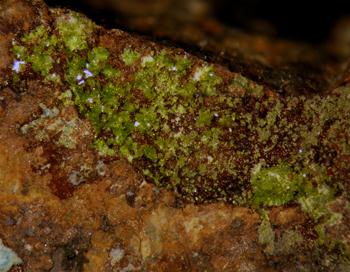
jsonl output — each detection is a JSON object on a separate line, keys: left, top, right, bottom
{"left": 11, "top": 11, "right": 350, "bottom": 211}
{"left": 10, "top": 9, "right": 350, "bottom": 263}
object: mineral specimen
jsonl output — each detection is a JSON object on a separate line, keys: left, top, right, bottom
{"left": 0, "top": 0, "right": 349, "bottom": 271}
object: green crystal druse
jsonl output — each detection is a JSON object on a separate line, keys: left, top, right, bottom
{"left": 250, "top": 163, "right": 303, "bottom": 206}
{"left": 10, "top": 9, "right": 350, "bottom": 265}
{"left": 11, "top": 10, "right": 349, "bottom": 211}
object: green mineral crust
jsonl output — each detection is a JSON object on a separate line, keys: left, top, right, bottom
{"left": 11, "top": 11, "right": 350, "bottom": 208}
{"left": 6, "top": 3, "right": 350, "bottom": 269}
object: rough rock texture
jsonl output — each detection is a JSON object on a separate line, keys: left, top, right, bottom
{"left": 65, "top": 0, "right": 349, "bottom": 95}
{"left": 0, "top": 0, "right": 350, "bottom": 271}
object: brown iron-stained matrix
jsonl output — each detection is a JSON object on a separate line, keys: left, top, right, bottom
{"left": 0, "top": 0, "right": 350, "bottom": 271}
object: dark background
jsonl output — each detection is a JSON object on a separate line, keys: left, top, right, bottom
{"left": 45, "top": 0, "right": 350, "bottom": 44}
{"left": 221, "top": 0, "right": 350, "bottom": 43}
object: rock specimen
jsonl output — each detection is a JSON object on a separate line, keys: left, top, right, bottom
{"left": 0, "top": 0, "right": 349, "bottom": 271}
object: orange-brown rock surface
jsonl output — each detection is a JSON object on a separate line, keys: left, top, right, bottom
{"left": 0, "top": 1, "right": 350, "bottom": 271}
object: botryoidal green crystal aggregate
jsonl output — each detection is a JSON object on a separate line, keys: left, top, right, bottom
{"left": 10, "top": 10, "right": 350, "bottom": 262}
